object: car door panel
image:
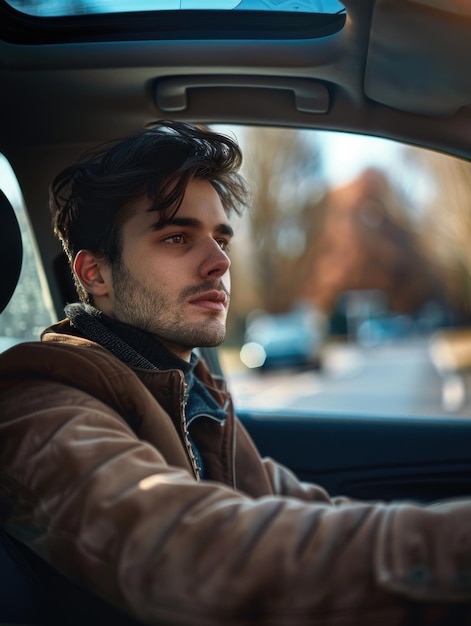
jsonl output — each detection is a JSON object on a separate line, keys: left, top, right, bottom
{"left": 239, "top": 410, "right": 471, "bottom": 502}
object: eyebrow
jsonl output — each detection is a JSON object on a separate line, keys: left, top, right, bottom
{"left": 150, "top": 216, "right": 234, "bottom": 238}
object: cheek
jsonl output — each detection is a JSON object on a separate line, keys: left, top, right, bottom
{"left": 124, "top": 245, "right": 163, "bottom": 281}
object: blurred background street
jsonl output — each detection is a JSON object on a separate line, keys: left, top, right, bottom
{"left": 222, "top": 338, "right": 471, "bottom": 418}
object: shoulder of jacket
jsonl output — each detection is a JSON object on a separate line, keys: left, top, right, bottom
{"left": 0, "top": 335, "right": 131, "bottom": 386}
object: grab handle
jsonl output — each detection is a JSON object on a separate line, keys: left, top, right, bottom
{"left": 155, "top": 75, "right": 329, "bottom": 114}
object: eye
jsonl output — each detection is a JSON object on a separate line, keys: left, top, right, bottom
{"left": 164, "top": 234, "right": 186, "bottom": 244}
{"left": 217, "top": 239, "right": 231, "bottom": 252}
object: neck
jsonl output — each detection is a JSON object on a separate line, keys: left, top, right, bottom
{"left": 154, "top": 335, "right": 192, "bottom": 362}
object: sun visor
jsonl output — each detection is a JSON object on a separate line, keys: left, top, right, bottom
{"left": 364, "top": 0, "right": 471, "bottom": 117}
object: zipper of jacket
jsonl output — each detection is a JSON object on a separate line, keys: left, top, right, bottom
{"left": 231, "top": 405, "right": 237, "bottom": 490}
{"left": 180, "top": 379, "right": 201, "bottom": 482}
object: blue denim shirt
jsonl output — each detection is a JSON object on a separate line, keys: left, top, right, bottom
{"left": 184, "top": 364, "right": 228, "bottom": 477}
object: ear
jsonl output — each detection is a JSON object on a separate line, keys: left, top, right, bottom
{"left": 73, "top": 249, "right": 111, "bottom": 298}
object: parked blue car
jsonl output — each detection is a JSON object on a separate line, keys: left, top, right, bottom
{"left": 240, "top": 305, "right": 326, "bottom": 371}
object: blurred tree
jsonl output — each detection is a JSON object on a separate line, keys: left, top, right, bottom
{"left": 239, "top": 126, "right": 326, "bottom": 314}
{"left": 412, "top": 151, "right": 471, "bottom": 319}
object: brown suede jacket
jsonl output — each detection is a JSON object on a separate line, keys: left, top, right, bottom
{"left": 1, "top": 320, "right": 471, "bottom": 624}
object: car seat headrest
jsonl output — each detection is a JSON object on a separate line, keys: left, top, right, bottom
{"left": 0, "top": 190, "right": 23, "bottom": 314}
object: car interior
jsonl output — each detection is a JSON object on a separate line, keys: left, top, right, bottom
{"left": 1, "top": 0, "right": 471, "bottom": 622}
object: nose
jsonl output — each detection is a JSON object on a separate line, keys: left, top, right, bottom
{"left": 199, "top": 238, "right": 231, "bottom": 279}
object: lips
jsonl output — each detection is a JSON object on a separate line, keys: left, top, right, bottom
{"left": 188, "top": 290, "right": 228, "bottom": 311}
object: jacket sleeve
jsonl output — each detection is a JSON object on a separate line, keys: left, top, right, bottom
{"left": 260, "top": 455, "right": 347, "bottom": 502}
{"left": 2, "top": 379, "right": 471, "bottom": 626}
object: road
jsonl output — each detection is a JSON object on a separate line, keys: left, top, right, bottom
{"left": 222, "top": 339, "right": 471, "bottom": 419}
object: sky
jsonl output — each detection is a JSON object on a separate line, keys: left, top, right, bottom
{"left": 318, "top": 131, "right": 402, "bottom": 186}
{"left": 216, "top": 124, "right": 403, "bottom": 188}
{"left": 7, "top": 0, "right": 345, "bottom": 17}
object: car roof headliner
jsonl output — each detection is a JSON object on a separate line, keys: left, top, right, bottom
{"left": 0, "top": 0, "right": 469, "bottom": 154}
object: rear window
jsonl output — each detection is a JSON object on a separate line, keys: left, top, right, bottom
{"left": 0, "top": 155, "right": 55, "bottom": 349}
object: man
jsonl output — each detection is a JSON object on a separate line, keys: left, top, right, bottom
{"left": 1, "top": 120, "right": 471, "bottom": 625}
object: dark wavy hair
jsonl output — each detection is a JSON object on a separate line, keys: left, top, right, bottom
{"left": 50, "top": 120, "right": 250, "bottom": 302}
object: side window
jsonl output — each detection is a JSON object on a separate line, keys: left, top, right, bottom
{"left": 214, "top": 126, "right": 471, "bottom": 419}
{"left": 0, "top": 154, "right": 55, "bottom": 350}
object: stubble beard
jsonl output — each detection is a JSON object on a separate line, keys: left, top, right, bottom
{"left": 111, "top": 261, "right": 228, "bottom": 350}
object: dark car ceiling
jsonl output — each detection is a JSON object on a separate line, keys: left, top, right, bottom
{"left": 0, "top": 0, "right": 470, "bottom": 312}
{"left": 0, "top": 0, "right": 469, "bottom": 152}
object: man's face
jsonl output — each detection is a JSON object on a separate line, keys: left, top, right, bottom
{"left": 105, "top": 178, "right": 233, "bottom": 360}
